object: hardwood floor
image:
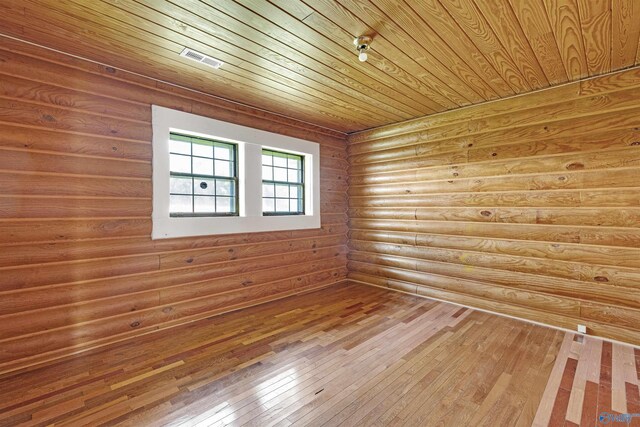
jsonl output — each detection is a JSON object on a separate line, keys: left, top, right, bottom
{"left": 534, "top": 334, "right": 640, "bottom": 427}
{"left": 0, "top": 282, "right": 637, "bottom": 426}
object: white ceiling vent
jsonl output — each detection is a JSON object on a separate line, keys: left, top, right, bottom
{"left": 180, "top": 48, "right": 224, "bottom": 69}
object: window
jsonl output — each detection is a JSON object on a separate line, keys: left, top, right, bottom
{"left": 262, "top": 150, "right": 304, "bottom": 215}
{"left": 152, "top": 105, "right": 320, "bottom": 239}
{"left": 169, "top": 133, "right": 238, "bottom": 216}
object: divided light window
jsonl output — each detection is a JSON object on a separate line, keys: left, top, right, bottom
{"left": 168, "top": 133, "right": 238, "bottom": 216}
{"left": 262, "top": 149, "right": 304, "bottom": 215}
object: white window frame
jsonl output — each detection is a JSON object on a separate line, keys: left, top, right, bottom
{"left": 152, "top": 105, "right": 320, "bottom": 240}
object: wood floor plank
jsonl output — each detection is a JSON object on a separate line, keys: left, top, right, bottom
{"left": 0, "top": 281, "right": 637, "bottom": 426}
{"left": 613, "top": 343, "right": 630, "bottom": 413}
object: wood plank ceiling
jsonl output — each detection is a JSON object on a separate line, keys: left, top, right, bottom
{"left": 0, "top": 0, "right": 639, "bottom": 133}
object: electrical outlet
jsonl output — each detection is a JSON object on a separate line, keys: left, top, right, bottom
{"left": 577, "top": 324, "right": 587, "bottom": 334}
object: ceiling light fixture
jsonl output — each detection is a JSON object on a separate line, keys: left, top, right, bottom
{"left": 353, "top": 35, "right": 372, "bottom": 62}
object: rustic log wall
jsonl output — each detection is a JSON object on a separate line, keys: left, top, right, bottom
{"left": 347, "top": 66, "right": 640, "bottom": 345}
{"left": 3, "top": 31, "right": 640, "bottom": 374}
{"left": 0, "top": 37, "right": 348, "bottom": 374}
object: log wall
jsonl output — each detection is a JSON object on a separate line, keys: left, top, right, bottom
{"left": 0, "top": 37, "right": 348, "bottom": 374}
{"left": 347, "top": 66, "right": 640, "bottom": 345}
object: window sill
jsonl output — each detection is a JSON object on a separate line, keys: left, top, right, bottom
{"left": 152, "top": 214, "right": 321, "bottom": 240}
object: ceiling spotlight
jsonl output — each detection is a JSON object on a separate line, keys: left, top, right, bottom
{"left": 354, "top": 35, "right": 372, "bottom": 62}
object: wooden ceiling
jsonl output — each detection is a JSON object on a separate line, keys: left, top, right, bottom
{"left": 1, "top": 0, "right": 639, "bottom": 133}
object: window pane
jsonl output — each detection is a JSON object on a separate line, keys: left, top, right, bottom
{"left": 170, "top": 154, "right": 191, "bottom": 173}
{"left": 273, "top": 167, "right": 287, "bottom": 182}
{"left": 216, "top": 180, "right": 233, "bottom": 196}
{"left": 170, "top": 134, "right": 191, "bottom": 143}
{"left": 170, "top": 176, "right": 192, "bottom": 194}
{"left": 217, "top": 196, "right": 232, "bottom": 213}
{"left": 215, "top": 160, "right": 232, "bottom": 177}
{"left": 273, "top": 155, "right": 287, "bottom": 168}
{"left": 275, "top": 184, "right": 289, "bottom": 198}
{"left": 192, "top": 143, "right": 213, "bottom": 158}
{"left": 262, "top": 183, "right": 274, "bottom": 197}
{"left": 168, "top": 134, "right": 237, "bottom": 218}
{"left": 215, "top": 146, "right": 231, "bottom": 160}
{"left": 169, "top": 139, "right": 191, "bottom": 154}
{"left": 170, "top": 195, "right": 192, "bottom": 213}
{"left": 194, "top": 196, "right": 216, "bottom": 213}
{"left": 194, "top": 178, "right": 215, "bottom": 195}
{"left": 276, "top": 199, "right": 289, "bottom": 212}
{"left": 193, "top": 157, "right": 213, "bottom": 176}
{"left": 288, "top": 157, "right": 300, "bottom": 169}
{"left": 288, "top": 169, "right": 301, "bottom": 183}
{"left": 262, "top": 165, "right": 273, "bottom": 180}
{"left": 261, "top": 149, "right": 304, "bottom": 216}
{"left": 263, "top": 198, "right": 275, "bottom": 212}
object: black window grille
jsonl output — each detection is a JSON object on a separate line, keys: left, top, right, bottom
{"left": 169, "top": 133, "right": 238, "bottom": 217}
{"left": 261, "top": 149, "right": 304, "bottom": 215}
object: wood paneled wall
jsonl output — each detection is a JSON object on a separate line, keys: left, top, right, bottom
{"left": 0, "top": 37, "right": 348, "bottom": 374}
{"left": 347, "top": 66, "right": 640, "bottom": 346}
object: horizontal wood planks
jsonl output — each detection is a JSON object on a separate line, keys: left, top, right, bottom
{"left": 0, "top": 0, "right": 639, "bottom": 132}
{"left": 347, "top": 65, "right": 640, "bottom": 346}
{"left": 0, "top": 38, "right": 349, "bottom": 374}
